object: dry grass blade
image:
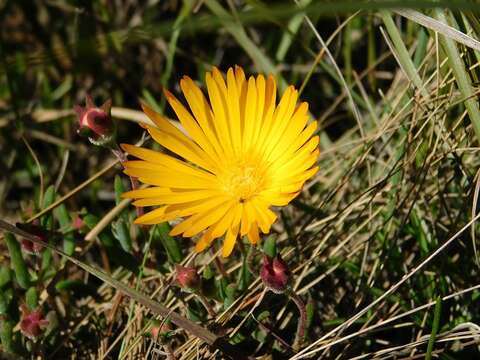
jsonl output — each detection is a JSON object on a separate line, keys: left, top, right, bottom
{"left": 394, "top": 9, "right": 480, "bottom": 51}
{"left": 26, "top": 161, "right": 119, "bottom": 223}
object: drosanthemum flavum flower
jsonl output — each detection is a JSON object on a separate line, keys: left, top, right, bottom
{"left": 121, "top": 66, "right": 319, "bottom": 257}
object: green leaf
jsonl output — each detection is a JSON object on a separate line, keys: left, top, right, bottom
{"left": 425, "top": 297, "right": 442, "bottom": 360}
{"left": 41, "top": 185, "right": 56, "bottom": 228}
{"left": 114, "top": 175, "right": 125, "bottom": 206}
{"left": 263, "top": 236, "right": 276, "bottom": 258}
{"left": 154, "top": 223, "right": 182, "bottom": 263}
{"left": 0, "top": 318, "right": 14, "bottom": 354}
{"left": 112, "top": 219, "right": 132, "bottom": 252}
{"left": 4, "top": 233, "right": 30, "bottom": 289}
{"left": 54, "top": 204, "right": 75, "bottom": 256}
{"left": 25, "top": 287, "right": 38, "bottom": 310}
{"left": 0, "top": 290, "right": 11, "bottom": 315}
{"left": 0, "top": 266, "right": 12, "bottom": 288}
{"left": 223, "top": 284, "right": 237, "bottom": 310}
{"left": 237, "top": 251, "right": 251, "bottom": 292}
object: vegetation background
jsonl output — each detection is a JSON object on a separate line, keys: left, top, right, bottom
{"left": 2, "top": 0, "right": 480, "bottom": 359}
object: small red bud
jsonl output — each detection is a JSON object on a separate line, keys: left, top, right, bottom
{"left": 72, "top": 214, "right": 85, "bottom": 231}
{"left": 20, "top": 305, "right": 48, "bottom": 340}
{"left": 16, "top": 223, "right": 47, "bottom": 255}
{"left": 149, "top": 320, "right": 172, "bottom": 338}
{"left": 75, "top": 95, "right": 114, "bottom": 145}
{"left": 175, "top": 265, "right": 201, "bottom": 291}
{"left": 260, "top": 254, "right": 290, "bottom": 294}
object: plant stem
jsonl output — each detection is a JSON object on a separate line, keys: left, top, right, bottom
{"left": 196, "top": 294, "right": 216, "bottom": 318}
{"left": 288, "top": 289, "right": 306, "bottom": 351}
{"left": 434, "top": 9, "right": 480, "bottom": 144}
{"left": 246, "top": 244, "right": 258, "bottom": 276}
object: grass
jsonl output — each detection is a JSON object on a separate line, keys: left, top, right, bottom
{"left": 2, "top": 1, "right": 480, "bottom": 359}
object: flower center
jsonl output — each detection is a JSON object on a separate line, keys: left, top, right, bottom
{"left": 221, "top": 155, "right": 269, "bottom": 201}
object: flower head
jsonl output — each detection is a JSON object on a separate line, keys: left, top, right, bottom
{"left": 175, "top": 264, "right": 201, "bottom": 291}
{"left": 260, "top": 254, "right": 290, "bottom": 293}
{"left": 121, "top": 66, "right": 319, "bottom": 257}
{"left": 75, "top": 95, "right": 114, "bottom": 145}
{"left": 20, "top": 305, "right": 49, "bottom": 340}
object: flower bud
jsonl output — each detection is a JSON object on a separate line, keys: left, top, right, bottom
{"left": 72, "top": 214, "right": 85, "bottom": 231}
{"left": 16, "top": 223, "right": 46, "bottom": 255}
{"left": 74, "top": 95, "right": 114, "bottom": 146}
{"left": 20, "top": 305, "right": 48, "bottom": 340}
{"left": 175, "top": 265, "right": 201, "bottom": 292}
{"left": 260, "top": 254, "right": 290, "bottom": 294}
{"left": 149, "top": 319, "right": 172, "bottom": 339}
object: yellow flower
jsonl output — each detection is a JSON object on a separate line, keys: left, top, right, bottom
{"left": 121, "top": 66, "right": 319, "bottom": 257}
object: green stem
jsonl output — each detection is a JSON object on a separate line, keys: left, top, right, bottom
{"left": 434, "top": 9, "right": 480, "bottom": 143}
{"left": 380, "top": 10, "right": 429, "bottom": 99}
{"left": 425, "top": 297, "right": 442, "bottom": 360}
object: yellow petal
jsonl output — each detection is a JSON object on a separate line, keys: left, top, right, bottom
{"left": 259, "top": 191, "right": 299, "bottom": 206}
{"left": 206, "top": 70, "right": 233, "bottom": 153}
{"left": 141, "top": 103, "right": 217, "bottom": 172}
{"left": 124, "top": 170, "right": 216, "bottom": 189}
{"left": 251, "top": 74, "right": 266, "bottom": 146}
{"left": 279, "top": 166, "right": 319, "bottom": 185}
{"left": 241, "top": 201, "right": 256, "bottom": 236}
{"left": 262, "top": 86, "right": 298, "bottom": 159}
{"left": 226, "top": 68, "right": 242, "bottom": 154}
{"left": 210, "top": 204, "right": 242, "bottom": 240}
{"left": 180, "top": 76, "right": 225, "bottom": 158}
{"left": 164, "top": 89, "right": 220, "bottom": 164}
{"left": 131, "top": 189, "right": 220, "bottom": 206}
{"left": 208, "top": 205, "right": 236, "bottom": 239}
{"left": 275, "top": 149, "right": 319, "bottom": 181}
{"left": 123, "top": 159, "right": 215, "bottom": 181}
{"left": 146, "top": 125, "right": 217, "bottom": 173}
{"left": 275, "top": 121, "right": 318, "bottom": 164}
{"left": 163, "top": 195, "right": 230, "bottom": 221}
{"left": 267, "top": 102, "right": 309, "bottom": 163}
{"left": 242, "top": 76, "right": 257, "bottom": 151}
{"left": 250, "top": 198, "right": 276, "bottom": 233}
{"left": 172, "top": 201, "right": 234, "bottom": 237}
{"left": 247, "top": 222, "right": 260, "bottom": 244}
{"left": 122, "top": 187, "right": 170, "bottom": 199}
{"left": 134, "top": 207, "right": 168, "bottom": 225}
{"left": 195, "top": 229, "right": 214, "bottom": 252}
{"left": 222, "top": 223, "right": 239, "bottom": 257}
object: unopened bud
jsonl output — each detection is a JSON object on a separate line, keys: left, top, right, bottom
{"left": 72, "top": 214, "right": 85, "bottom": 231}
{"left": 260, "top": 254, "right": 290, "bottom": 294}
{"left": 175, "top": 265, "right": 201, "bottom": 292}
{"left": 149, "top": 319, "right": 172, "bottom": 339}
{"left": 16, "top": 223, "right": 46, "bottom": 255}
{"left": 75, "top": 95, "right": 114, "bottom": 146}
{"left": 20, "top": 305, "right": 48, "bottom": 340}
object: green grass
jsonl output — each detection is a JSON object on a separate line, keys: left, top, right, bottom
{"left": 2, "top": 1, "right": 480, "bottom": 359}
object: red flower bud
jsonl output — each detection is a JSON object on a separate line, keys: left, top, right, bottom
{"left": 72, "top": 214, "right": 85, "bottom": 231}
{"left": 149, "top": 319, "right": 172, "bottom": 338}
{"left": 16, "top": 223, "right": 47, "bottom": 255}
{"left": 20, "top": 239, "right": 44, "bottom": 255}
{"left": 75, "top": 95, "right": 114, "bottom": 145}
{"left": 20, "top": 305, "right": 48, "bottom": 340}
{"left": 175, "top": 265, "right": 201, "bottom": 291}
{"left": 260, "top": 254, "right": 290, "bottom": 294}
